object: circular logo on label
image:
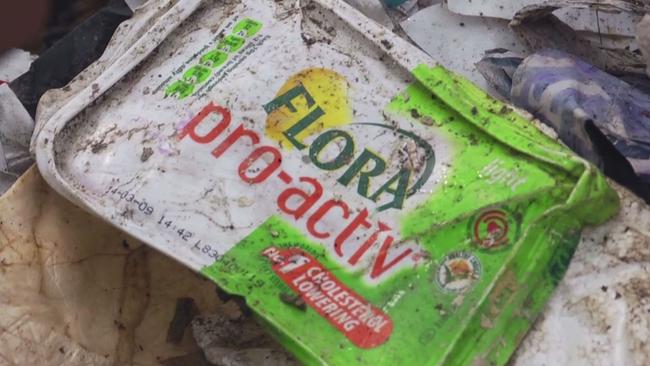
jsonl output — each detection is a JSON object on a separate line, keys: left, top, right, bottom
{"left": 436, "top": 251, "right": 482, "bottom": 293}
{"left": 471, "top": 209, "right": 518, "bottom": 250}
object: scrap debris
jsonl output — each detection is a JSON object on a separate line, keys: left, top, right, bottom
{"left": 1, "top": 0, "right": 650, "bottom": 365}
{"left": 400, "top": 0, "right": 650, "bottom": 202}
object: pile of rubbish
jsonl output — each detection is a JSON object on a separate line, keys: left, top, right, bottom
{"left": 0, "top": 0, "right": 649, "bottom": 365}
{"left": 363, "top": 0, "right": 650, "bottom": 202}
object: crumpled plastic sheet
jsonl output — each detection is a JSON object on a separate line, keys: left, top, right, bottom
{"left": 509, "top": 49, "right": 650, "bottom": 201}
{"left": 0, "top": 167, "right": 235, "bottom": 365}
{"left": 509, "top": 0, "right": 647, "bottom": 77}
{"left": 446, "top": 0, "right": 643, "bottom": 56}
{"left": 0, "top": 85, "right": 34, "bottom": 194}
{"left": 403, "top": 0, "right": 650, "bottom": 97}
{"left": 447, "top": 0, "right": 645, "bottom": 30}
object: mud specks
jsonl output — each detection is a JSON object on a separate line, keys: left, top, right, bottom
{"left": 280, "top": 293, "right": 306, "bottom": 311}
{"left": 380, "top": 39, "right": 393, "bottom": 50}
{"left": 121, "top": 209, "right": 134, "bottom": 219}
{"left": 480, "top": 314, "right": 494, "bottom": 329}
{"left": 91, "top": 83, "right": 100, "bottom": 97}
{"left": 421, "top": 116, "right": 435, "bottom": 126}
{"left": 410, "top": 108, "right": 421, "bottom": 119}
{"left": 114, "top": 320, "right": 127, "bottom": 331}
{"left": 91, "top": 142, "right": 109, "bottom": 154}
{"left": 237, "top": 196, "right": 254, "bottom": 207}
{"left": 140, "top": 147, "right": 154, "bottom": 162}
{"left": 434, "top": 303, "right": 446, "bottom": 315}
{"left": 301, "top": 34, "right": 318, "bottom": 46}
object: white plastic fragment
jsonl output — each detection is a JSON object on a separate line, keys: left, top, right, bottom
{"left": 446, "top": 0, "right": 641, "bottom": 27}
{"left": 343, "top": 0, "right": 394, "bottom": 29}
{"left": 0, "top": 85, "right": 35, "bottom": 193}
{"left": 400, "top": 4, "right": 527, "bottom": 91}
{"left": 124, "top": 0, "right": 149, "bottom": 11}
{"left": 446, "top": 0, "right": 538, "bottom": 19}
{"left": 445, "top": 0, "right": 641, "bottom": 50}
{"left": 509, "top": 0, "right": 645, "bottom": 75}
{"left": 553, "top": 6, "right": 640, "bottom": 36}
{"left": 0, "top": 49, "right": 33, "bottom": 82}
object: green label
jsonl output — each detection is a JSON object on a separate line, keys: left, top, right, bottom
{"left": 165, "top": 18, "right": 264, "bottom": 99}
{"left": 201, "top": 65, "right": 619, "bottom": 365}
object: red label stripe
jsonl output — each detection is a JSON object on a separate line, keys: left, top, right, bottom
{"left": 263, "top": 247, "right": 393, "bottom": 348}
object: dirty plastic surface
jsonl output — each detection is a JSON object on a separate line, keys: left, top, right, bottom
{"left": 32, "top": 0, "right": 619, "bottom": 364}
